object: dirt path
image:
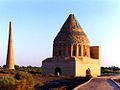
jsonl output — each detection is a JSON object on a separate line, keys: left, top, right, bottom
{"left": 74, "top": 76, "right": 120, "bottom": 90}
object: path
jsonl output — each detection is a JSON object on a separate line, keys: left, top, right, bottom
{"left": 74, "top": 77, "right": 120, "bottom": 90}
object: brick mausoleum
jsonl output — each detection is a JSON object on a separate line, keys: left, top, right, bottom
{"left": 42, "top": 14, "right": 101, "bottom": 77}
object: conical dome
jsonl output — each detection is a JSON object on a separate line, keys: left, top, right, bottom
{"left": 54, "top": 14, "right": 90, "bottom": 45}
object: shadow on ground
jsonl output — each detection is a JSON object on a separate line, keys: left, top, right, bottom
{"left": 107, "top": 79, "right": 120, "bottom": 90}
{"left": 36, "top": 77, "right": 91, "bottom": 90}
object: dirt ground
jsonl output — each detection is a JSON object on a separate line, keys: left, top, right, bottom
{"left": 112, "top": 76, "right": 120, "bottom": 84}
{"left": 34, "top": 75, "right": 66, "bottom": 84}
{"left": 75, "top": 75, "right": 120, "bottom": 90}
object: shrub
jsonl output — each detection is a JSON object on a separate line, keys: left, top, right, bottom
{"left": 15, "top": 79, "right": 26, "bottom": 90}
{"left": 0, "top": 77, "right": 15, "bottom": 90}
{"left": 0, "top": 69, "right": 16, "bottom": 75}
{"left": 8, "top": 69, "right": 16, "bottom": 75}
{"left": 15, "top": 71, "right": 35, "bottom": 90}
{"left": 35, "top": 81, "right": 44, "bottom": 88}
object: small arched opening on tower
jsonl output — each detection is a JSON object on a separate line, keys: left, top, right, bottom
{"left": 58, "top": 50, "right": 61, "bottom": 56}
{"left": 58, "top": 45, "right": 62, "bottom": 56}
{"left": 78, "top": 45, "right": 81, "bottom": 56}
{"left": 73, "top": 45, "right": 76, "bottom": 56}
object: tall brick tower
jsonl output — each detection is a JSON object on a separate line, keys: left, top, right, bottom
{"left": 6, "top": 21, "right": 14, "bottom": 69}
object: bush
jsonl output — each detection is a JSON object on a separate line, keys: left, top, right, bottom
{"left": 35, "top": 81, "right": 44, "bottom": 88}
{"left": 0, "top": 69, "right": 16, "bottom": 75}
{"left": 15, "top": 71, "right": 35, "bottom": 90}
{"left": 8, "top": 69, "right": 16, "bottom": 75}
{"left": 0, "top": 77, "right": 15, "bottom": 90}
{"left": 15, "top": 79, "right": 26, "bottom": 90}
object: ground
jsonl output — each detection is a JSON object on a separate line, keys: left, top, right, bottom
{"left": 0, "top": 73, "right": 120, "bottom": 90}
{"left": 75, "top": 75, "right": 120, "bottom": 90}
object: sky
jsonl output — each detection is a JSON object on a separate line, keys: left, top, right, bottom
{"left": 0, "top": 0, "right": 120, "bottom": 67}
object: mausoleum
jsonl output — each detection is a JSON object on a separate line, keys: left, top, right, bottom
{"left": 42, "top": 14, "right": 101, "bottom": 77}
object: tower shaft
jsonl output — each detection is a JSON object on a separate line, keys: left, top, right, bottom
{"left": 6, "top": 21, "right": 14, "bottom": 69}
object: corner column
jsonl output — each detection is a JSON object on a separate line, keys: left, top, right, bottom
{"left": 81, "top": 45, "right": 83, "bottom": 57}
{"left": 76, "top": 44, "right": 78, "bottom": 57}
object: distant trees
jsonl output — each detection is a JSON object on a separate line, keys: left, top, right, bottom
{"left": 101, "top": 66, "right": 120, "bottom": 74}
{"left": 14, "top": 65, "right": 42, "bottom": 74}
{"left": 1, "top": 65, "right": 42, "bottom": 75}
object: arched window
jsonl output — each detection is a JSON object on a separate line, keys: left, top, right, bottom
{"left": 58, "top": 45, "right": 62, "bottom": 56}
{"left": 73, "top": 45, "right": 76, "bottom": 56}
{"left": 58, "top": 50, "right": 61, "bottom": 56}
{"left": 68, "top": 45, "right": 71, "bottom": 56}
{"left": 63, "top": 45, "right": 66, "bottom": 56}
{"left": 79, "top": 45, "right": 81, "bottom": 56}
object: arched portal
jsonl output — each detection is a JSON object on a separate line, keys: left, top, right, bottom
{"left": 86, "top": 68, "right": 91, "bottom": 77}
{"left": 55, "top": 67, "right": 61, "bottom": 76}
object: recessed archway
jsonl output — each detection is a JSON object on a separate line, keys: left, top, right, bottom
{"left": 55, "top": 67, "right": 61, "bottom": 76}
{"left": 86, "top": 68, "right": 91, "bottom": 77}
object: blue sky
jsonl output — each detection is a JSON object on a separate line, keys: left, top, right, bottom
{"left": 0, "top": 0, "right": 120, "bottom": 67}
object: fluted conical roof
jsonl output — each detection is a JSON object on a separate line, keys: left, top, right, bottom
{"left": 54, "top": 14, "right": 90, "bottom": 45}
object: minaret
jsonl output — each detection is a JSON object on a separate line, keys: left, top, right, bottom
{"left": 6, "top": 21, "right": 14, "bottom": 69}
